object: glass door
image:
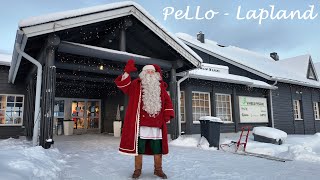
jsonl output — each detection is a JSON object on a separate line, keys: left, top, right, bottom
{"left": 87, "top": 101, "right": 100, "bottom": 130}
{"left": 71, "top": 101, "right": 87, "bottom": 130}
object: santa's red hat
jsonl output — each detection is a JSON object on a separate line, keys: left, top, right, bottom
{"left": 142, "top": 64, "right": 162, "bottom": 78}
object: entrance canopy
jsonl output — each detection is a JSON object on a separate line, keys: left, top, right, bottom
{"left": 9, "top": 1, "right": 202, "bottom": 86}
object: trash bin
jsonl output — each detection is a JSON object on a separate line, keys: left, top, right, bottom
{"left": 199, "top": 116, "right": 224, "bottom": 149}
{"left": 113, "top": 121, "right": 122, "bottom": 137}
{"left": 63, "top": 120, "right": 74, "bottom": 136}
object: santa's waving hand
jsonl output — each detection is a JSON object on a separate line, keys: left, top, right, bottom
{"left": 114, "top": 59, "right": 174, "bottom": 179}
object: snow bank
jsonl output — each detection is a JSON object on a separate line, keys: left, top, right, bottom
{"left": 284, "top": 133, "right": 320, "bottom": 163}
{"left": 252, "top": 127, "right": 287, "bottom": 141}
{"left": 0, "top": 138, "right": 66, "bottom": 179}
{"left": 169, "top": 135, "right": 217, "bottom": 151}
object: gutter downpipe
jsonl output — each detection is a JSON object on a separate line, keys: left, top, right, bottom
{"left": 270, "top": 80, "right": 278, "bottom": 128}
{"left": 177, "top": 71, "right": 190, "bottom": 136}
{"left": 15, "top": 43, "right": 42, "bottom": 146}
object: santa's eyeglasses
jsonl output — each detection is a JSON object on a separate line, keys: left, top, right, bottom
{"left": 145, "top": 69, "right": 155, "bottom": 74}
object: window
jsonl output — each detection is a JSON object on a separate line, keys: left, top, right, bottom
{"left": 0, "top": 94, "right": 24, "bottom": 125}
{"left": 192, "top": 92, "right": 211, "bottom": 123}
{"left": 215, "top": 94, "right": 233, "bottom": 122}
{"left": 167, "top": 91, "right": 185, "bottom": 123}
{"left": 314, "top": 102, "right": 320, "bottom": 120}
{"left": 54, "top": 100, "right": 65, "bottom": 118}
{"left": 293, "top": 100, "right": 302, "bottom": 120}
{"left": 180, "top": 91, "right": 186, "bottom": 123}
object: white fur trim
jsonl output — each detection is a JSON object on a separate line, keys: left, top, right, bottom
{"left": 118, "top": 151, "right": 138, "bottom": 156}
{"left": 117, "top": 81, "right": 131, "bottom": 88}
{"left": 142, "top": 65, "right": 155, "bottom": 71}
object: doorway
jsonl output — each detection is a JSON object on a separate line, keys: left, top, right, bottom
{"left": 54, "top": 97, "right": 101, "bottom": 135}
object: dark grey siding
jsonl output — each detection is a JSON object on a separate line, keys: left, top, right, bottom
{"left": 301, "top": 87, "right": 315, "bottom": 134}
{"left": 191, "top": 46, "right": 320, "bottom": 134}
{"left": 182, "top": 79, "right": 270, "bottom": 134}
{"left": 0, "top": 66, "right": 27, "bottom": 138}
{"left": 272, "top": 83, "right": 296, "bottom": 134}
{"left": 272, "top": 83, "right": 320, "bottom": 134}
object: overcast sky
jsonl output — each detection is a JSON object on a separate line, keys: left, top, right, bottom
{"left": 0, "top": 0, "right": 319, "bottom": 62}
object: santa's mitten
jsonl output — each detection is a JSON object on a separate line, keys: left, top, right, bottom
{"left": 124, "top": 59, "right": 137, "bottom": 73}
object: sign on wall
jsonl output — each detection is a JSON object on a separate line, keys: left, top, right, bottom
{"left": 238, "top": 96, "right": 268, "bottom": 123}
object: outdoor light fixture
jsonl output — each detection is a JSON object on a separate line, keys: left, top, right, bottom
{"left": 99, "top": 65, "right": 104, "bottom": 70}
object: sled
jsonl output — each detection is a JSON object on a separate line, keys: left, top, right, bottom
{"left": 219, "top": 126, "right": 292, "bottom": 162}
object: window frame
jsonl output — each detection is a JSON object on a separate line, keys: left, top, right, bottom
{"left": 166, "top": 91, "right": 185, "bottom": 123}
{"left": 215, "top": 93, "right": 233, "bottom": 123}
{"left": 180, "top": 91, "right": 186, "bottom": 123}
{"left": 313, "top": 102, "right": 320, "bottom": 120}
{"left": 293, "top": 100, "right": 303, "bottom": 120}
{"left": 0, "top": 94, "right": 24, "bottom": 126}
{"left": 192, "top": 91, "right": 211, "bottom": 124}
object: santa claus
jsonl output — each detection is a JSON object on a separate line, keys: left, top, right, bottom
{"left": 115, "top": 59, "right": 174, "bottom": 179}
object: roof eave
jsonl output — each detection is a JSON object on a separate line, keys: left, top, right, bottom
{"left": 8, "top": 30, "right": 27, "bottom": 84}
{"left": 178, "top": 38, "right": 273, "bottom": 81}
{"left": 20, "top": 5, "right": 202, "bottom": 69}
{"left": 271, "top": 76, "right": 320, "bottom": 89}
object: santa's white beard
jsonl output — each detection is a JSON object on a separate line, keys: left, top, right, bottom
{"left": 139, "top": 71, "right": 162, "bottom": 117}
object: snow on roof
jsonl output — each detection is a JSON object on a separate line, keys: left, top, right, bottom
{"left": 18, "top": 1, "right": 202, "bottom": 65}
{"left": 178, "top": 63, "right": 277, "bottom": 90}
{"left": 314, "top": 62, "right": 320, "bottom": 77}
{"left": 177, "top": 33, "right": 320, "bottom": 88}
{"left": 0, "top": 53, "right": 12, "bottom": 66}
{"left": 252, "top": 127, "right": 287, "bottom": 141}
{"left": 19, "top": 1, "right": 135, "bottom": 27}
{"left": 276, "top": 54, "right": 312, "bottom": 79}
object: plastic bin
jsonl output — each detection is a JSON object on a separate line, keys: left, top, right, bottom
{"left": 113, "top": 121, "right": 122, "bottom": 137}
{"left": 199, "top": 116, "right": 224, "bottom": 149}
{"left": 63, "top": 120, "right": 74, "bottom": 136}
{"left": 253, "top": 133, "right": 283, "bottom": 145}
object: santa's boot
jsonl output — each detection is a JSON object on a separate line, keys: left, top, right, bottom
{"left": 154, "top": 154, "right": 167, "bottom": 179}
{"left": 132, "top": 155, "right": 142, "bottom": 179}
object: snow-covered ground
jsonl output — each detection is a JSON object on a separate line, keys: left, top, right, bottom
{"left": 1, "top": 133, "right": 320, "bottom": 180}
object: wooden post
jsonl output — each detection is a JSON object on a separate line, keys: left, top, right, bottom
{"left": 39, "top": 34, "right": 60, "bottom": 149}
{"left": 170, "top": 67, "right": 178, "bottom": 140}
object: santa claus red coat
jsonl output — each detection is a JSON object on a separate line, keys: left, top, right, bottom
{"left": 115, "top": 74, "right": 174, "bottom": 156}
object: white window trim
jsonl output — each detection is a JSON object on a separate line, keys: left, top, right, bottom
{"left": 0, "top": 94, "right": 24, "bottom": 126}
{"left": 166, "top": 91, "right": 186, "bottom": 124}
{"left": 180, "top": 91, "right": 186, "bottom": 123}
{"left": 215, "top": 93, "right": 233, "bottom": 123}
{"left": 293, "top": 100, "right": 303, "bottom": 120}
{"left": 314, "top": 102, "right": 320, "bottom": 120}
{"left": 192, "top": 91, "right": 211, "bottom": 124}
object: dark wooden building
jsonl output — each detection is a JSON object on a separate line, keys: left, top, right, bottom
{"left": 177, "top": 32, "right": 320, "bottom": 134}
{"left": 3, "top": 2, "right": 202, "bottom": 148}
{"left": 0, "top": 54, "right": 26, "bottom": 138}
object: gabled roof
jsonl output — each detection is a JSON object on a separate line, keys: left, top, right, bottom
{"left": 177, "top": 32, "right": 320, "bottom": 88}
{"left": 0, "top": 53, "right": 12, "bottom": 66}
{"left": 10, "top": 1, "right": 203, "bottom": 83}
{"left": 277, "top": 54, "right": 318, "bottom": 81}
{"left": 314, "top": 62, "right": 320, "bottom": 78}
{"left": 18, "top": 1, "right": 201, "bottom": 64}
